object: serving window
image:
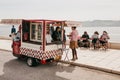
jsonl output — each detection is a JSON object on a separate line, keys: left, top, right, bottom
{"left": 46, "top": 22, "right": 63, "bottom": 45}
{"left": 22, "top": 20, "right": 64, "bottom": 46}
{"left": 30, "top": 23, "right": 42, "bottom": 42}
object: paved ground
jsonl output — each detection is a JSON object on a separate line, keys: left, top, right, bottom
{"left": 61, "top": 46, "right": 120, "bottom": 74}
{"left": 1, "top": 50, "right": 120, "bottom": 80}
{"left": 1, "top": 39, "right": 120, "bottom": 74}
{"left": 0, "top": 40, "right": 12, "bottom": 51}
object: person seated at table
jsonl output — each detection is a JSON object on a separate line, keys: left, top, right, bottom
{"left": 91, "top": 31, "right": 100, "bottom": 49}
{"left": 99, "top": 31, "right": 110, "bottom": 49}
{"left": 81, "top": 31, "right": 90, "bottom": 48}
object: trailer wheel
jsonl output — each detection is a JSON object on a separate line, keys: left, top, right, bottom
{"left": 27, "top": 58, "right": 37, "bottom": 67}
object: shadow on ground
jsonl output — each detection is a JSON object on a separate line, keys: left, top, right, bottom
{"left": 0, "top": 59, "right": 75, "bottom": 80}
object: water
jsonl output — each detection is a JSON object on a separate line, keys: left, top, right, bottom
{"left": 0, "top": 24, "right": 18, "bottom": 37}
{"left": 0, "top": 24, "right": 120, "bottom": 43}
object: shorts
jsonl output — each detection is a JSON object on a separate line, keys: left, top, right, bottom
{"left": 70, "top": 41, "right": 78, "bottom": 49}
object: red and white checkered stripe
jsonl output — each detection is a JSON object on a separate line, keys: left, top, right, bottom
{"left": 20, "top": 47, "right": 62, "bottom": 60}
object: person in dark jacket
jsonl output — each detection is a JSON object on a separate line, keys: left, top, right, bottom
{"left": 81, "top": 31, "right": 90, "bottom": 48}
{"left": 11, "top": 25, "right": 16, "bottom": 34}
{"left": 52, "top": 27, "right": 61, "bottom": 42}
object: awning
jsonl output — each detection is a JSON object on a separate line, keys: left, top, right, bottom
{"left": 0, "top": 19, "right": 81, "bottom": 27}
{"left": 0, "top": 19, "right": 22, "bottom": 24}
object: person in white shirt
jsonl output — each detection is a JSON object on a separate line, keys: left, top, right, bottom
{"left": 46, "top": 29, "right": 52, "bottom": 44}
{"left": 91, "top": 31, "right": 99, "bottom": 49}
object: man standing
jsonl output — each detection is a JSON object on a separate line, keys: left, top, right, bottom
{"left": 68, "top": 26, "right": 78, "bottom": 61}
{"left": 11, "top": 25, "right": 16, "bottom": 34}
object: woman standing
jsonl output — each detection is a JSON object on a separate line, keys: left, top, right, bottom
{"left": 68, "top": 26, "right": 78, "bottom": 61}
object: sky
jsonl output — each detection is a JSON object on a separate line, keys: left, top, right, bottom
{"left": 0, "top": 0, "right": 120, "bottom": 21}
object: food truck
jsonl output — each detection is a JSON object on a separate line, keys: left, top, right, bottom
{"left": 0, "top": 19, "right": 81, "bottom": 67}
